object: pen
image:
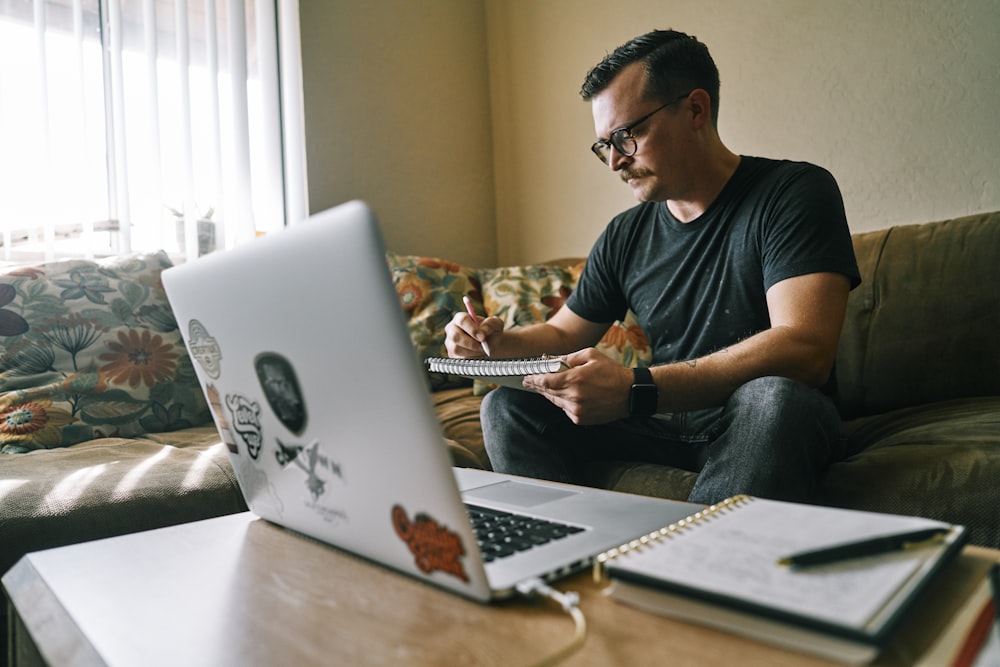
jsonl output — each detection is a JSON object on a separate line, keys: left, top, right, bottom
{"left": 462, "top": 295, "right": 491, "bottom": 357}
{"left": 777, "top": 526, "right": 950, "bottom": 568}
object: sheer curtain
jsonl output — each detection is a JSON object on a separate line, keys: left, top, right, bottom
{"left": 0, "top": 0, "right": 305, "bottom": 263}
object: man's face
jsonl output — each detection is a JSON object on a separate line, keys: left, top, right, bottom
{"left": 591, "top": 63, "right": 688, "bottom": 203}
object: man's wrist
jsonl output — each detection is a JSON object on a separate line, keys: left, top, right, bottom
{"left": 629, "top": 367, "right": 659, "bottom": 417}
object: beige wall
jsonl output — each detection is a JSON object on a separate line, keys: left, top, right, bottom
{"left": 299, "top": 0, "right": 496, "bottom": 266}
{"left": 301, "top": 0, "right": 1000, "bottom": 266}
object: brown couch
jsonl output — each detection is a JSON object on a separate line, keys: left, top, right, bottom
{"left": 430, "top": 211, "right": 1000, "bottom": 550}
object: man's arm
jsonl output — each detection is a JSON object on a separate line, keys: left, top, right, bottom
{"left": 526, "top": 272, "right": 851, "bottom": 423}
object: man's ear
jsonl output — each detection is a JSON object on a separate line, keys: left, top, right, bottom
{"left": 687, "top": 89, "right": 713, "bottom": 129}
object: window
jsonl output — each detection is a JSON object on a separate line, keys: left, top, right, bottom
{"left": 0, "top": 0, "right": 304, "bottom": 263}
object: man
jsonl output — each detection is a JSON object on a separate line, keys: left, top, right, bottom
{"left": 444, "top": 29, "right": 860, "bottom": 505}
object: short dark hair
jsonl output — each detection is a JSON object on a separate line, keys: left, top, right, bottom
{"left": 580, "top": 30, "right": 721, "bottom": 126}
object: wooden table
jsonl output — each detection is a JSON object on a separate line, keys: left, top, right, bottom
{"left": 4, "top": 512, "right": 997, "bottom": 666}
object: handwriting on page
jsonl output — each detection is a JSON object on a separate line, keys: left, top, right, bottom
{"left": 621, "top": 500, "right": 946, "bottom": 629}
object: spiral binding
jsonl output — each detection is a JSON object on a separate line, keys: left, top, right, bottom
{"left": 592, "top": 494, "right": 753, "bottom": 583}
{"left": 426, "top": 355, "right": 567, "bottom": 376}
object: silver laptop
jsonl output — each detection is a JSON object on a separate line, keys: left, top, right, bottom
{"left": 162, "top": 200, "right": 699, "bottom": 601}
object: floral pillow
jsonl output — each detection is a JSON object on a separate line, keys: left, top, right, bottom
{"left": 386, "top": 253, "right": 481, "bottom": 390}
{"left": 478, "top": 263, "right": 582, "bottom": 329}
{"left": 0, "top": 252, "right": 211, "bottom": 453}
{"left": 596, "top": 309, "right": 652, "bottom": 369}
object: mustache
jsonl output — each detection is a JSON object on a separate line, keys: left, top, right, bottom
{"left": 620, "top": 168, "right": 652, "bottom": 183}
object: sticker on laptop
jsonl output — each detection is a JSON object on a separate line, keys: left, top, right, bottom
{"left": 392, "top": 505, "right": 469, "bottom": 583}
{"left": 187, "top": 319, "right": 222, "bottom": 379}
{"left": 275, "top": 438, "right": 343, "bottom": 501}
{"left": 254, "top": 352, "right": 307, "bottom": 435}
{"left": 226, "top": 393, "right": 264, "bottom": 459}
{"left": 206, "top": 384, "right": 239, "bottom": 454}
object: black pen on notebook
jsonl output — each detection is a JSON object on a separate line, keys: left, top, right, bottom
{"left": 777, "top": 526, "right": 951, "bottom": 569}
{"left": 462, "top": 295, "right": 491, "bottom": 357}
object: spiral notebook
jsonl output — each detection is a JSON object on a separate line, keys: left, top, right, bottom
{"left": 594, "top": 496, "right": 969, "bottom": 664}
{"left": 426, "top": 356, "right": 569, "bottom": 390}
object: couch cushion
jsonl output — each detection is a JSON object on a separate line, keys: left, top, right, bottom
{"left": 432, "top": 387, "right": 490, "bottom": 469}
{"left": 836, "top": 211, "right": 1000, "bottom": 418}
{"left": 0, "top": 425, "right": 246, "bottom": 578}
{"left": 386, "top": 253, "right": 481, "bottom": 390}
{"left": 820, "top": 397, "right": 1000, "bottom": 548}
{"left": 0, "top": 252, "right": 212, "bottom": 453}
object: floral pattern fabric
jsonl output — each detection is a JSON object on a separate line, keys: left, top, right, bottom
{"left": 386, "top": 252, "right": 482, "bottom": 390}
{"left": 0, "top": 252, "right": 210, "bottom": 453}
{"left": 477, "top": 260, "right": 650, "bottom": 366}
{"left": 387, "top": 254, "right": 652, "bottom": 396}
{"left": 474, "top": 261, "right": 651, "bottom": 393}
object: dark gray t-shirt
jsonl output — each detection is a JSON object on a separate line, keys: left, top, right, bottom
{"left": 567, "top": 156, "right": 861, "bottom": 367}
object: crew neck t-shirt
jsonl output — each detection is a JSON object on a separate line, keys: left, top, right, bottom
{"left": 566, "top": 156, "right": 861, "bottom": 368}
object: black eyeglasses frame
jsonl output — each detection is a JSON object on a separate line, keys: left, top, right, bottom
{"left": 590, "top": 90, "right": 693, "bottom": 165}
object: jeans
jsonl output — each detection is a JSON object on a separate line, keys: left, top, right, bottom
{"left": 481, "top": 376, "right": 848, "bottom": 505}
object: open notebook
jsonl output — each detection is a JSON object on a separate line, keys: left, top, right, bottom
{"left": 595, "top": 495, "right": 969, "bottom": 664}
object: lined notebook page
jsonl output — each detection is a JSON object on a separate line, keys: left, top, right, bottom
{"left": 605, "top": 497, "right": 954, "bottom": 630}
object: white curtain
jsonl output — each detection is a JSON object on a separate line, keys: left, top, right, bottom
{"left": 0, "top": 0, "right": 305, "bottom": 263}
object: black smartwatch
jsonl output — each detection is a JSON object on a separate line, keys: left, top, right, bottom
{"left": 629, "top": 367, "right": 658, "bottom": 417}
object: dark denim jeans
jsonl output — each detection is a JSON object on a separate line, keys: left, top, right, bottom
{"left": 481, "top": 376, "right": 848, "bottom": 505}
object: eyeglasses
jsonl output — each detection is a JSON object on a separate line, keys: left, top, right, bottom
{"left": 590, "top": 91, "right": 692, "bottom": 165}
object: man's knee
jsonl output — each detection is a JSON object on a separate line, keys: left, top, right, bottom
{"left": 722, "top": 375, "right": 844, "bottom": 460}
{"left": 481, "top": 386, "right": 539, "bottom": 427}
{"left": 480, "top": 385, "right": 506, "bottom": 425}
{"left": 728, "top": 376, "right": 827, "bottom": 421}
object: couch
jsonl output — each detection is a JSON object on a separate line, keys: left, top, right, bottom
{"left": 2, "top": 211, "right": 999, "bottom": 663}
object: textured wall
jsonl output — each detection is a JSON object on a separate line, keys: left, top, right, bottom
{"left": 486, "top": 0, "right": 1000, "bottom": 264}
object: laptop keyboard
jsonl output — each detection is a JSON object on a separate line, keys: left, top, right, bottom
{"left": 465, "top": 504, "right": 585, "bottom": 563}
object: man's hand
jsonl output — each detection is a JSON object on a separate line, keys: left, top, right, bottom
{"left": 523, "top": 348, "right": 634, "bottom": 425}
{"left": 444, "top": 311, "right": 504, "bottom": 358}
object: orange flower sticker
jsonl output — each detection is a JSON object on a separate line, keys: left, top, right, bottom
{"left": 392, "top": 505, "right": 468, "bottom": 583}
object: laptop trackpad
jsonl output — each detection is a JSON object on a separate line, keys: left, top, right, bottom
{"left": 463, "top": 481, "right": 577, "bottom": 508}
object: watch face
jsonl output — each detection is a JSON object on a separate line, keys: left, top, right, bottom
{"left": 630, "top": 371, "right": 658, "bottom": 417}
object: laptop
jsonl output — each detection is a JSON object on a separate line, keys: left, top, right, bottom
{"left": 161, "top": 200, "right": 700, "bottom": 601}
